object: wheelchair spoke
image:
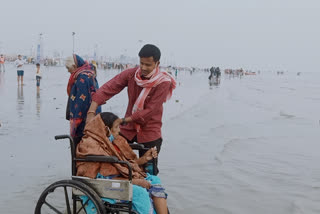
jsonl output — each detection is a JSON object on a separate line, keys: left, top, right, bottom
{"left": 76, "top": 198, "right": 89, "bottom": 214}
{"left": 64, "top": 186, "right": 71, "bottom": 214}
{"left": 35, "top": 180, "right": 106, "bottom": 214}
{"left": 44, "top": 200, "right": 64, "bottom": 214}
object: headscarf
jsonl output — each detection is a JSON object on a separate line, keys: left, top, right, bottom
{"left": 67, "top": 54, "right": 95, "bottom": 96}
{"left": 100, "top": 112, "right": 119, "bottom": 129}
{"left": 133, "top": 66, "right": 176, "bottom": 132}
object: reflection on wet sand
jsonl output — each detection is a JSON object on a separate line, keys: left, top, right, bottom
{"left": 36, "top": 88, "right": 41, "bottom": 117}
{"left": 17, "top": 86, "right": 24, "bottom": 117}
{"left": 209, "top": 77, "right": 220, "bottom": 89}
{"left": 0, "top": 71, "right": 5, "bottom": 94}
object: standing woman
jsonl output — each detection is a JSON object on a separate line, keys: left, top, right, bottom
{"left": 65, "top": 54, "right": 101, "bottom": 146}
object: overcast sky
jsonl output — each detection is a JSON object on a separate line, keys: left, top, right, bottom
{"left": 1, "top": 0, "right": 319, "bottom": 71}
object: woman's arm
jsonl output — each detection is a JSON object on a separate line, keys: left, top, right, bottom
{"left": 136, "top": 147, "right": 158, "bottom": 165}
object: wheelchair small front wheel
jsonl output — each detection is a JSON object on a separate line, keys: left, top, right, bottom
{"left": 35, "top": 179, "right": 106, "bottom": 214}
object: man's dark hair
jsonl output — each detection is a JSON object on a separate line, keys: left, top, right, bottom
{"left": 36, "top": 63, "right": 40, "bottom": 66}
{"left": 100, "top": 112, "right": 119, "bottom": 128}
{"left": 138, "top": 44, "right": 161, "bottom": 62}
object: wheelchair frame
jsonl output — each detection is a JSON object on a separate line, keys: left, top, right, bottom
{"left": 35, "top": 134, "right": 154, "bottom": 214}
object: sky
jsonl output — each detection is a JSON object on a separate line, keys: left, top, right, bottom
{"left": 0, "top": 0, "right": 319, "bottom": 72}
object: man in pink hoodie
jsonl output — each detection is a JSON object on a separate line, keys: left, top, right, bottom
{"left": 86, "top": 44, "right": 176, "bottom": 175}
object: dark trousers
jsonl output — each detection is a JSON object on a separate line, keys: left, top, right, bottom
{"left": 125, "top": 135, "right": 163, "bottom": 175}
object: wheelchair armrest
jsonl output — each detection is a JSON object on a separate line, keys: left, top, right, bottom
{"left": 129, "top": 143, "right": 148, "bottom": 151}
{"left": 75, "top": 155, "right": 133, "bottom": 181}
{"left": 129, "top": 143, "right": 157, "bottom": 175}
{"left": 83, "top": 155, "right": 119, "bottom": 163}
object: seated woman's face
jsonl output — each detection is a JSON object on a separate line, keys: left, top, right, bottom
{"left": 110, "top": 119, "right": 121, "bottom": 138}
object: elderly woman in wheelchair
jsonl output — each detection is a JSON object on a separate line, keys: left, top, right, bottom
{"left": 76, "top": 112, "right": 168, "bottom": 214}
{"left": 35, "top": 112, "right": 168, "bottom": 214}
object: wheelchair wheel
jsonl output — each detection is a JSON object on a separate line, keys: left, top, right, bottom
{"left": 35, "top": 179, "right": 106, "bottom": 214}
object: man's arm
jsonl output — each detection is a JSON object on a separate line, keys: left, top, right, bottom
{"left": 86, "top": 69, "right": 132, "bottom": 123}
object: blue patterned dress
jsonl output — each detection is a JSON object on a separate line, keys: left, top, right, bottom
{"left": 69, "top": 72, "right": 101, "bottom": 139}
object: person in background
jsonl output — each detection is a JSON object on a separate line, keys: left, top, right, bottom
{"left": 214, "top": 67, "right": 221, "bottom": 84}
{"left": 86, "top": 44, "right": 176, "bottom": 175}
{"left": 91, "top": 60, "right": 98, "bottom": 76}
{"left": 174, "top": 67, "right": 178, "bottom": 79}
{"left": 65, "top": 54, "right": 101, "bottom": 146}
{"left": 215, "top": 67, "right": 221, "bottom": 78}
{"left": 209, "top": 66, "right": 215, "bottom": 80}
{"left": 0, "top": 54, "right": 5, "bottom": 72}
{"left": 35, "top": 63, "right": 42, "bottom": 90}
{"left": 15, "top": 55, "right": 26, "bottom": 85}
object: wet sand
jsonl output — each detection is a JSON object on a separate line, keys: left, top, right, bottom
{"left": 0, "top": 65, "right": 320, "bottom": 213}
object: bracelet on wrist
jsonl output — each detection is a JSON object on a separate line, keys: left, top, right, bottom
{"left": 87, "top": 111, "right": 96, "bottom": 115}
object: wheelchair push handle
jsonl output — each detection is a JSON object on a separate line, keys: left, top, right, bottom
{"left": 54, "top": 135, "right": 72, "bottom": 141}
{"left": 84, "top": 155, "right": 119, "bottom": 163}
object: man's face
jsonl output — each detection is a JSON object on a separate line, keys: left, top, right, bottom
{"left": 140, "top": 57, "right": 159, "bottom": 77}
{"left": 18, "top": 56, "right": 21, "bottom": 60}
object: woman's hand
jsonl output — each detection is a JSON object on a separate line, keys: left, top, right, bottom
{"left": 132, "top": 178, "right": 151, "bottom": 189}
{"left": 136, "top": 147, "right": 158, "bottom": 165}
{"left": 143, "top": 147, "right": 158, "bottom": 162}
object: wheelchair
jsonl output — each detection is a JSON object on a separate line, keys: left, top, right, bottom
{"left": 35, "top": 134, "right": 157, "bottom": 214}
